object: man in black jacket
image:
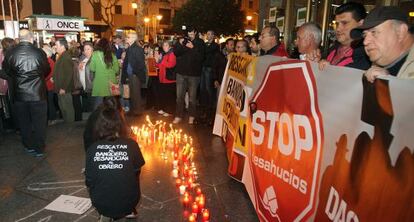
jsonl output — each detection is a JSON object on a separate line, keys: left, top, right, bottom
{"left": 173, "top": 27, "right": 205, "bottom": 124}
{"left": 3, "top": 29, "right": 50, "bottom": 157}
{"left": 200, "top": 30, "right": 219, "bottom": 124}
{"left": 122, "top": 33, "right": 146, "bottom": 116}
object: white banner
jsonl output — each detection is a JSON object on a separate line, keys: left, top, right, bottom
{"left": 36, "top": 17, "right": 85, "bottom": 31}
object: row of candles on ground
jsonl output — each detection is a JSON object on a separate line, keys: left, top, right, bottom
{"left": 173, "top": 148, "right": 210, "bottom": 222}
{"left": 131, "top": 116, "right": 193, "bottom": 148}
{"left": 131, "top": 116, "right": 210, "bottom": 221}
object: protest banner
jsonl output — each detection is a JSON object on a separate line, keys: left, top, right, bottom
{"left": 215, "top": 56, "right": 414, "bottom": 221}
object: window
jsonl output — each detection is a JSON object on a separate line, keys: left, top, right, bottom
{"left": 249, "top": 0, "right": 253, "bottom": 9}
{"left": 63, "top": 0, "right": 81, "bottom": 16}
{"left": 32, "top": 0, "right": 51, "bottom": 15}
{"left": 115, "top": 5, "right": 122, "bottom": 14}
{"left": 93, "top": 2, "right": 102, "bottom": 21}
{"left": 159, "top": 8, "right": 171, "bottom": 26}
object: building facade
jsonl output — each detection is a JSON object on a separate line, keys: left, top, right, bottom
{"left": 0, "top": 0, "right": 188, "bottom": 40}
{"left": 258, "top": 0, "right": 414, "bottom": 54}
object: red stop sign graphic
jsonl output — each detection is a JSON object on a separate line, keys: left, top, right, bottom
{"left": 249, "top": 61, "right": 324, "bottom": 221}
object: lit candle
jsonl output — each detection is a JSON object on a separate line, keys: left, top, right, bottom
{"left": 183, "top": 195, "right": 190, "bottom": 207}
{"left": 184, "top": 165, "right": 189, "bottom": 177}
{"left": 172, "top": 169, "right": 179, "bottom": 178}
{"left": 179, "top": 185, "right": 186, "bottom": 195}
{"left": 198, "top": 196, "right": 205, "bottom": 210}
{"left": 192, "top": 202, "right": 199, "bottom": 215}
{"left": 196, "top": 187, "right": 202, "bottom": 196}
{"left": 175, "top": 178, "right": 182, "bottom": 188}
{"left": 188, "top": 177, "right": 194, "bottom": 189}
{"left": 202, "top": 209, "right": 210, "bottom": 222}
{"left": 188, "top": 214, "right": 196, "bottom": 222}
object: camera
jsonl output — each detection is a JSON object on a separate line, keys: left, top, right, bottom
{"left": 182, "top": 37, "right": 190, "bottom": 45}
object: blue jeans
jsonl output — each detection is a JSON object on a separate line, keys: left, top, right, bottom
{"left": 175, "top": 74, "right": 200, "bottom": 118}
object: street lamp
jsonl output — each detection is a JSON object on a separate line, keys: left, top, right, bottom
{"left": 144, "top": 17, "right": 150, "bottom": 41}
{"left": 131, "top": 2, "right": 138, "bottom": 15}
{"left": 246, "top": 15, "right": 253, "bottom": 21}
{"left": 154, "top": 15, "right": 162, "bottom": 43}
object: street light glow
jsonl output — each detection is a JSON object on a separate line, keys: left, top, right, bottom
{"left": 246, "top": 15, "right": 253, "bottom": 21}
{"left": 144, "top": 17, "right": 150, "bottom": 23}
{"left": 156, "top": 15, "right": 163, "bottom": 21}
{"left": 131, "top": 2, "right": 138, "bottom": 9}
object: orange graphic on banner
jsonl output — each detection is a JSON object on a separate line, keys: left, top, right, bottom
{"left": 315, "top": 79, "right": 414, "bottom": 221}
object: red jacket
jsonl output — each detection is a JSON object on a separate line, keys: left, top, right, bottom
{"left": 45, "top": 57, "right": 55, "bottom": 91}
{"left": 156, "top": 51, "right": 176, "bottom": 84}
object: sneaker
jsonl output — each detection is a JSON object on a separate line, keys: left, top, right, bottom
{"left": 188, "top": 116, "right": 195, "bottom": 125}
{"left": 158, "top": 110, "right": 165, "bottom": 115}
{"left": 163, "top": 112, "right": 170, "bottom": 117}
{"left": 125, "top": 209, "right": 138, "bottom": 219}
{"left": 29, "top": 152, "right": 45, "bottom": 158}
{"left": 172, "top": 117, "right": 182, "bottom": 124}
{"left": 48, "top": 120, "right": 58, "bottom": 126}
{"left": 24, "top": 148, "right": 36, "bottom": 153}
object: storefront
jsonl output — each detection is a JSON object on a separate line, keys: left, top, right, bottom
{"left": 259, "top": 0, "right": 407, "bottom": 54}
{"left": 26, "top": 14, "right": 86, "bottom": 46}
{"left": 0, "top": 20, "right": 29, "bottom": 39}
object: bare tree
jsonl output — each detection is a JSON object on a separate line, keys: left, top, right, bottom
{"left": 88, "top": 0, "right": 120, "bottom": 34}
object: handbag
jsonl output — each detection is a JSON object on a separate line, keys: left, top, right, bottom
{"left": 109, "top": 81, "right": 120, "bottom": 96}
{"left": 166, "top": 67, "right": 176, "bottom": 80}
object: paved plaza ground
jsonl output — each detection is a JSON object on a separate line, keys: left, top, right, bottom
{"left": 0, "top": 111, "right": 259, "bottom": 222}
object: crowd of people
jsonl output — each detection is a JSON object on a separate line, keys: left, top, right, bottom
{"left": 0, "top": 2, "right": 413, "bottom": 221}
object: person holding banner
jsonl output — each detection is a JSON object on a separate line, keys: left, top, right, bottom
{"left": 318, "top": 2, "right": 371, "bottom": 70}
{"left": 295, "top": 22, "right": 322, "bottom": 61}
{"left": 259, "top": 25, "right": 288, "bottom": 57}
{"left": 351, "top": 6, "right": 414, "bottom": 81}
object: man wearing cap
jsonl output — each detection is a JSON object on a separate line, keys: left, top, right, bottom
{"left": 351, "top": 6, "right": 414, "bottom": 81}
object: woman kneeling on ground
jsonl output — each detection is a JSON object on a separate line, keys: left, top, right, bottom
{"left": 84, "top": 97, "right": 145, "bottom": 221}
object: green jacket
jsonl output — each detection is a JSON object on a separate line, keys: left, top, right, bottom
{"left": 89, "top": 51, "right": 119, "bottom": 97}
{"left": 53, "top": 51, "right": 74, "bottom": 93}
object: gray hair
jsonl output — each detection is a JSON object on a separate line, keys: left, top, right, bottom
{"left": 300, "top": 22, "right": 322, "bottom": 46}
{"left": 19, "top": 29, "right": 33, "bottom": 42}
{"left": 390, "top": 19, "right": 409, "bottom": 32}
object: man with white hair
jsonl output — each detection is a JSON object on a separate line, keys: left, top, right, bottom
{"left": 121, "top": 33, "right": 146, "bottom": 116}
{"left": 295, "top": 22, "right": 322, "bottom": 61}
{"left": 2, "top": 29, "right": 50, "bottom": 157}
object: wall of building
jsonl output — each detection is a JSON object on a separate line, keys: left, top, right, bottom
{"left": 52, "top": 0, "right": 64, "bottom": 16}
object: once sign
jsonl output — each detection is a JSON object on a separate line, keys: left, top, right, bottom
{"left": 249, "top": 61, "right": 324, "bottom": 221}
{"left": 36, "top": 17, "right": 85, "bottom": 31}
